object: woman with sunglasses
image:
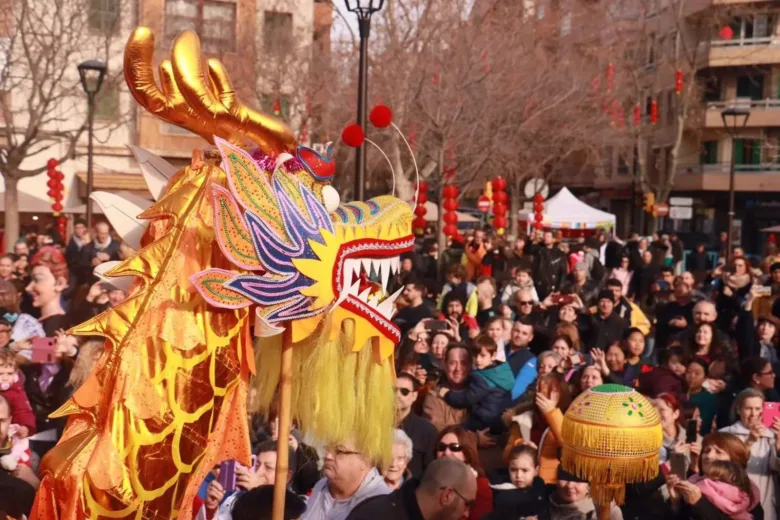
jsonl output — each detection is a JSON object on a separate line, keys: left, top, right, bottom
{"left": 435, "top": 425, "right": 491, "bottom": 519}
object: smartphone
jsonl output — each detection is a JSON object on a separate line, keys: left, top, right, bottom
{"left": 685, "top": 419, "right": 697, "bottom": 444}
{"left": 763, "top": 402, "right": 780, "bottom": 428}
{"left": 31, "top": 337, "right": 57, "bottom": 364}
{"left": 425, "top": 320, "right": 449, "bottom": 332}
{"left": 669, "top": 452, "right": 687, "bottom": 479}
{"left": 218, "top": 460, "right": 237, "bottom": 492}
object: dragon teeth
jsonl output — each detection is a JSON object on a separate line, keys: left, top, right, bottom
{"left": 357, "top": 287, "right": 371, "bottom": 302}
{"left": 376, "top": 287, "right": 403, "bottom": 319}
{"left": 390, "top": 256, "right": 400, "bottom": 274}
{"left": 380, "top": 259, "right": 391, "bottom": 292}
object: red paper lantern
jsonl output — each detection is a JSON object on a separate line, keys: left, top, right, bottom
{"left": 492, "top": 191, "right": 508, "bottom": 204}
{"left": 617, "top": 106, "right": 625, "bottom": 129}
{"left": 341, "top": 124, "right": 365, "bottom": 148}
{"left": 442, "top": 185, "right": 459, "bottom": 199}
{"left": 633, "top": 104, "right": 641, "bottom": 126}
{"left": 534, "top": 213, "right": 544, "bottom": 223}
{"left": 417, "top": 192, "right": 428, "bottom": 204}
{"left": 369, "top": 105, "right": 393, "bottom": 128}
{"left": 47, "top": 158, "right": 58, "bottom": 169}
{"left": 493, "top": 203, "right": 507, "bottom": 217}
{"left": 534, "top": 202, "right": 544, "bottom": 213}
{"left": 606, "top": 62, "right": 615, "bottom": 91}
{"left": 47, "top": 179, "right": 56, "bottom": 189}
{"left": 52, "top": 202, "right": 63, "bottom": 212}
{"left": 47, "top": 189, "right": 54, "bottom": 198}
{"left": 533, "top": 193, "right": 544, "bottom": 204}
{"left": 443, "top": 212, "right": 458, "bottom": 225}
{"left": 493, "top": 216, "right": 507, "bottom": 229}
{"left": 675, "top": 70, "right": 683, "bottom": 95}
{"left": 650, "top": 100, "right": 658, "bottom": 124}
{"left": 417, "top": 181, "right": 428, "bottom": 193}
{"left": 491, "top": 177, "right": 507, "bottom": 191}
{"left": 443, "top": 224, "right": 458, "bottom": 237}
{"left": 414, "top": 205, "right": 427, "bottom": 217}
{"left": 534, "top": 221, "right": 544, "bottom": 230}
{"left": 413, "top": 216, "right": 427, "bottom": 229}
{"left": 443, "top": 198, "right": 459, "bottom": 212}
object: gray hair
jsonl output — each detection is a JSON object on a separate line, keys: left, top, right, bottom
{"left": 732, "top": 387, "right": 765, "bottom": 423}
{"left": 537, "top": 350, "right": 561, "bottom": 366}
{"left": 393, "top": 428, "right": 413, "bottom": 460}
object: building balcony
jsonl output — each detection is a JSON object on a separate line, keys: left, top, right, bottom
{"left": 703, "top": 99, "right": 780, "bottom": 128}
{"left": 704, "top": 37, "right": 780, "bottom": 67}
{"left": 675, "top": 162, "right": 780, "bottom": 191}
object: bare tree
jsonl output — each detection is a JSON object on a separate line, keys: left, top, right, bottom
{"left": 0, "top": 0, "right": 129, "bottom": 244}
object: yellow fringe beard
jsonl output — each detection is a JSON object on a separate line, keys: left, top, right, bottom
{"left": 249, "top": 315, "right": 395, "bottom": 467}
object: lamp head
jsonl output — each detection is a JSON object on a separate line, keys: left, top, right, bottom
{"left": 345, "top": 0, "right": 385, "bottom": 17}
{"left": 720, "top": 105, "right": 751, "bottom": 134}
{"left": 77, "top": 60, "right": 107, "bottom": 95}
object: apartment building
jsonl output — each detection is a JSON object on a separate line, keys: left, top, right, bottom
{"left": 2, "top": 0, "right": 329, "bottom": 230}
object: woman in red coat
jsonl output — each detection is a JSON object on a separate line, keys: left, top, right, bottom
{"left": 435, "top": 425, "right": 492, "bottom": 520}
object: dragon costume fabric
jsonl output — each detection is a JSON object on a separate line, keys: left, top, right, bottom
{"left": 31, "top": 27, "right": 412, "bottom": 519}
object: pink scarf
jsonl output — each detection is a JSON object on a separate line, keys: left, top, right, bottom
{"left": 688, "top": 475, "right": 757, "bottom": 520}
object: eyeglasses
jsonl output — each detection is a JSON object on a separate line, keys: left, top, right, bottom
{"left": 326, "top": 446, "right": 360, "bottom": 457}
{"left": 441, "top": 486, "right": 476, "bottom": 509}
{"left": 437, "top": 442, "right": 463, "bottom": 453}
{"left": 760, "top": 370, "right": 775, "bottom": 376}
{"left": 519, "top": 301, "right": 533, "bottom": 306}
{"left": 395, "top": 387, "right": 412, "bottom": 397}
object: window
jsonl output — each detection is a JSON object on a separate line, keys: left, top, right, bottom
{"left": 165, "top": 0, "right": 236, "bottom": 53}
{"left": 89, "top": 0, "right": 120, "bottom": 33}
{"left": 717, "top": 15, "right": 775, "bottom": 45}
{"left": 703, "top": 76, "right": 721, "bottom": 102}
{"left": 736, "top": 74, "right": 764, "bottom": 100}
{"left": 95, "top": 87, "right": 119, "bottom": 120}
{"left": 734, "top": 139, "right": 761, "bottom": 166}
{"left": 700, "top": 141, "right": 718, "bottom": 165}
{"left": 264, "top": 11, "right": 293, "bottom": 53}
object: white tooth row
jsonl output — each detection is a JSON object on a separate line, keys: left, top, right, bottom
{"left": 336, "top": 256, "right": 403, "bottom": 319}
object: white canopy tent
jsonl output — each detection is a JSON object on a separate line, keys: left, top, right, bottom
{"left": 518, "top": 187, "right": 615, "bottom": 230}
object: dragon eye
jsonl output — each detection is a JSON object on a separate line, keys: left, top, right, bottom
{"left": 322, "top": 185, "right": 340, "bottom": 213}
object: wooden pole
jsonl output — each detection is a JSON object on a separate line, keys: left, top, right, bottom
{"left": 271, "top": 343, "right": 293, "bottom": 520}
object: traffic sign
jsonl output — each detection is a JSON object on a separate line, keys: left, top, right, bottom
{"left": 653, "top": 202, "right": 669, "bottom": 217}
{"left": 477, "top": 196, "right": 491, "bottom": 213}
{"left": 669, "top": 206, "right": 692, "bottom": 220}
{"left": 669, "top": 197, "right": 693, "bottom": 206}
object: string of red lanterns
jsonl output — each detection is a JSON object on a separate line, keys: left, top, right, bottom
{"left": 46, "top": 158, "right": 66, "bottom": 237}
{"left": 533, "top": 192, "right": 545, "bottom": 231}
{"left": 442, "top": 184, "right": 459, "bottom": 238}
{"left": 413, "top": 182, "right": 428, "bottom": 235}
{"left": 675, "top": 69, "right": 683, "bottom": 95}
{"left": 491, "top": 177, "right": 507, "bottom": 235}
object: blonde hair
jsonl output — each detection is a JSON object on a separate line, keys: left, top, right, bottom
{"left": 67, "top": 340, "right": 104, "bottom": 390}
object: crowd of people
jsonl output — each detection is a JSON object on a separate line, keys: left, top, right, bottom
{"left": 2, "top": 219, "right": 780, "bottom": 520}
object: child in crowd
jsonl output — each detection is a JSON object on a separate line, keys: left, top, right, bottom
{"left": 500, "top": 268, "right": 538, "bottom": 307}
{"left": 0, "top": 348, "right": 34, "bottom": 438}
{"left": 486, "top": 444, "right": 549, "bottom": 520}
{"left": 440, "top": 336, "right": 514, "bottom": 433}
{"left": 685, "top": 357, "right": 717, "bottom": 435}
{"left": 686, "top": 461, "right": 759, "bottom": 519}
{"left": 638, "top": 346, "right": 688, "bottom": 401}
{"left": 624, "top": 328, "right": 651, "bottom": 373}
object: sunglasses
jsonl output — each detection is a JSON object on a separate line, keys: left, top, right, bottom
{"left": 519, "top": 301, "right": 533, "bottom": 305}
{"left": 441, "top": 486, "right": 476, "bottom": 508}
{"left": 395, "top": 387, "right": 412, "bottom": 397}
{"left": 437, "top": 442, "right": 463, "bottom": 453}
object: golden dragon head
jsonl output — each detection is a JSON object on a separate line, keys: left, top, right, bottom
{"left": 125, "top": 27, "right": 413, "bottom": 361}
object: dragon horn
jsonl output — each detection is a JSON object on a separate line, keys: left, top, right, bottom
{"left": 124, "top": 27, "right": 219, "bottom": 143}
{"left": 170, "top": 30, "right": 296, "bottom": 154}
{"left": 207, "top": 58, "right": 298, "bottom": 155}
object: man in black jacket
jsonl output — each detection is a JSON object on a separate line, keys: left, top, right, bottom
{"left": 346, "top": 458, "right": 476, "bottom": 520}
{"left": 395, "top": 373, "right": 437, "bottom": 479}
{"left": 532, "top": 231, "right": 568, "bottom": 300}
{"left": 583, "top": 290, "right": 627, "bottom": 352}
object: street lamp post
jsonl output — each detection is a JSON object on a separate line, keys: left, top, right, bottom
{"left": 720, "top": 105, "right": 751, "bottom": 265}
{"left": 77, "top": 59, "right": 107, "bottom": 228}
{"left": 346, "top": 0, "right": 384, "bottom": 202}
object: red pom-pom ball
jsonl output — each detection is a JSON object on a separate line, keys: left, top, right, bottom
{"left": 341, "top": 124, "right": 365, "bottom": 148}
{"left": 369, "top": 105, "right": 393, "bottom": 129}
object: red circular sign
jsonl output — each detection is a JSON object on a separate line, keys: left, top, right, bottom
{"left": 477, "top": 196, "right": 491, "bottom": 213}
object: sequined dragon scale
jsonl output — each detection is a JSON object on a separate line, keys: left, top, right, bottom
{"left": 31, "top": 27, "right": 413, "bottom": 519}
